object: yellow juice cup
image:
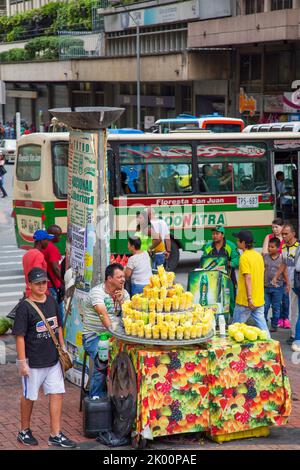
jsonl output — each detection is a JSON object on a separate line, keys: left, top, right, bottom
{"left": 149, "top": 299, "right": 156, "bottom": 312}
{"left": 164, "top": 298, "right": 172, "bottom": 313}
{"left": 137, "top": 325, "right": 145, "bottom": 338}
{"left": 149, "top": 311, "right": 156, "bottom": 326}
{"left": 195, "top": 324, "right": 203, "bottom": 338}
{"left": 152, "top": 325, "right": 160, "bottom": 339}
{"left": 156, "top": 313, "right": 164, "bottom": 325}
{"left": 179, "top": 313, "right": 186, "bottom": 326}
{"left": 176, "top": 325, "right": 184, "bottom": 340}
{"left": 144, "top": 324, "right": 152, "bottom": 339}
{"left": 156, "top": 299, "right": 164, "bottom": 313}
{"left": 172, "top": 296, "right": 180, "bottom": 311}
{"left": 131, "top": 323, "right": 137, "bottom": 336}
{"left": 167, "top": 272, "right": 175, "bottom": 288}
{"left": 190, "top": 325, "right": 197, "bottom": 339}
{"left": 160, "top": 287, "right": 168, "bottom": 300}
{"left": 179, "top": 296, "right": 187, "bottom": 311}
{"left": 172, "top": 313, "right": 180, "bottom": 326}
{"left": 184, "top": 324, "right": 191, "bottom": 340}
{"left": 160, "top": 323, "right": 168, "bottom": 340}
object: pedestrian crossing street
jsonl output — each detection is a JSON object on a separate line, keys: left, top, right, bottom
{"left": 0, "top": 245, "right": 25, "bottom": 317}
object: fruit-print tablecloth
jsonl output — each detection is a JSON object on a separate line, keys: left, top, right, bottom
{"left": 108, "top": 337, "right": 292, "bottom": 439}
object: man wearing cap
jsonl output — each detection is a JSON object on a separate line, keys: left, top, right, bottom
{"left": 232, "top": 230, "right": 270, "bottom": 336}
{"left": 22, "top": 230, "right": 54, "bottom": 298}
{"left": 12, "top": 268, "right": 76, "bottom": 448}
{"left": 201, "top": 226, "right": 240, "bottom": 273}
{"left": 201, "top": 226, "right": 240, "bottom": 313}
{"left": 43, "top": 225, "right": 65, "bottom": 323}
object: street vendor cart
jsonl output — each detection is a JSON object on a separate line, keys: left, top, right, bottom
{"left": 107, "top": 266, "right": 292, "bottom": 448}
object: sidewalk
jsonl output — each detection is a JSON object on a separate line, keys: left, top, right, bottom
{"left": 0, "top": 328, "right": 299, "bottom": 451}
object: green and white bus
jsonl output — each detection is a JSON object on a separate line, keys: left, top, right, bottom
{"left": 13, "top": 132, "right": 300, "bottom": 268}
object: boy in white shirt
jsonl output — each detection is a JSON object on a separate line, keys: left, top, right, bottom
{"left": 125, "top": 237, "right": 152, "bottom": 295}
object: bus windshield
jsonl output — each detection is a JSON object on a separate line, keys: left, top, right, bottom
{"left": 16, "top": 144, "right": 42, "bottom": 181}
{"left": 197, "top": 142, "right": 268, "bottom": 193}
{"left": 119, "top": 143, "right": 192, "bottom": 195}
{"left": 52, "top": 141, "right": 69, "bottom": 199}
{"left": 204, "top": 123, "right": 242, "bottom": 133}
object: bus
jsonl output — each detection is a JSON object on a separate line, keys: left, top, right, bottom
{"left": 155, "top": 114, "right": 245, "bottom": 134}
{"left": 13, "top": 131, "right": 300, "bottom": 269}
{"left": 243, "top": 122, "right": 300, "bottom": 133}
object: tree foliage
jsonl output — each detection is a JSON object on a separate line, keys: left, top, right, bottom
{"left": 0, "top": 36, "right": 85, "bottom": 62}
{"left": 0, "top": 1, "right": 94, "bottom": 43}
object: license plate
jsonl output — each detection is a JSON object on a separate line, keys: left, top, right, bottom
{"left": 237, "top": 195, "right": 259, "bottom": 208}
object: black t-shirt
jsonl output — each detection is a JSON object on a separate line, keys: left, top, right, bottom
{"left": 12, "top": 296, "right": 62, "bottom": 369}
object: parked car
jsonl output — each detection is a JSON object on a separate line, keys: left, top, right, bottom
{"left": 0, "top": 139, "right": 17, "bottom": 164}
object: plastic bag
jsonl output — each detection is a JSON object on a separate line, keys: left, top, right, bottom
{"left": 96, "top": 431, "right": 130, "bottom": 447}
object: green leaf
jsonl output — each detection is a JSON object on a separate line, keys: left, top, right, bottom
{"left": 209, "top": 386, "right": 223, "bottom": 397}
{"left": 188, "top": 373, "right": 204, "bottom": 384}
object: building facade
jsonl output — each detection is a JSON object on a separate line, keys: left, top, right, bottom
{"left": 1, "top": 0, "right": 300, "bottom": 128}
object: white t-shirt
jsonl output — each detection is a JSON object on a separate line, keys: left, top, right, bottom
{"left": 127, "top": 251, "right": 152, "bottom": 285}
{"left": 151, "top": 219, "right": 170, "bottom": 242}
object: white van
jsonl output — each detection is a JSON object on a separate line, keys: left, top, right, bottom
{"left": 0, "top": 139, "right": 17, "bottom": 163}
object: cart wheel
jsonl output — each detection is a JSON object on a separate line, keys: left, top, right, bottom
{"left": 131, "top": 435, "right": 148, "bottom": 449}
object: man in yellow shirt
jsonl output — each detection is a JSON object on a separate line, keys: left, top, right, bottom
{"left": 232, "top": 230, "right": 270, "bottom": 337}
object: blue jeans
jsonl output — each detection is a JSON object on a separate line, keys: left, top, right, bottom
{"left": 131, "top": 283, "right": 146, "bottom": 296}
{"left": 295, "top": 295, "right": 300, "bottom": 341}
{"left": 233, "top": 304, "right": 270, "bottom": 338}
{"left": 280, "top": 287, "right": 290, "bottom": 320}
{"left": 264, "top": 287, "right": 284, "bottom": 327}
{"left": 49, "top": 287, "right": 64, "bottom": 325}
{"left": 82, "top": 332, "right": 107, "bottom": 398}
{"left": 153, "top": 252, "right": 165, "bottom": 269}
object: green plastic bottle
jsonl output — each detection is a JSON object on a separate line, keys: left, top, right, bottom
{"left": 199, "top": 274, "right": 209, "bottom": 306}
{"left": 98, "top": 332, "right": 112, "bottom": 361}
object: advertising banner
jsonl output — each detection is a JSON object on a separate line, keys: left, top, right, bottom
{"left": 187, "top": 270, "right": 231, "bottom": 315}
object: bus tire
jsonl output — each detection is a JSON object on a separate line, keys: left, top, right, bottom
{"left": 167, "top": 239, "right": 180, "bottom": 271}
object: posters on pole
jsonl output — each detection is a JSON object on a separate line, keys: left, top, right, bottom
{"left": 65, "top": 131, "right": 99, "bottom": 384}
{"left": 67, "top": 131, "right": 98, "bottom": 292}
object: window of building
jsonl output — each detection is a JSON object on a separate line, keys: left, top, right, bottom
{"left": 107, "top": 23, "right": 187, "bottom": 57}
{"left": 240, "top": 54, "right": 262, "bottom": 82}
{"left": 245, "top": 0, "right": 264, "bottom": 14}
{"left": 265, "top": 51, "right": 291, "bottom": 85}
{"left": 197, "top": 142, "right": 268, "bottom": 193}
{"left": 271, "top": 0, "right": 292, "bottom": 10}
{"left": 119, "top": 143, "right": 192, "bottom": 195}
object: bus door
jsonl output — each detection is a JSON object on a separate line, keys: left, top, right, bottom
{"left": 273, "top": 147, "right": 299, "bottom": 229}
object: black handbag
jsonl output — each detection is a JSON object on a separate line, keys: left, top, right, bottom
{"left": 0, "top": 166, "right": 7, "bottom": 176}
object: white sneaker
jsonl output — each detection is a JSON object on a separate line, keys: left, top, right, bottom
{"left": 291, "top": 341, "right": 300, "bottom": 352}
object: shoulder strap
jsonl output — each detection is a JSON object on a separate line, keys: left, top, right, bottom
{"left": 25, "top": 298, "right": 60, "bottom": 350}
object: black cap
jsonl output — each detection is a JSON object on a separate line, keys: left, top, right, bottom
{"left": 232, "top": 230, "right": 254, "bottom": 243}
{"left": 28, "top": 268, "right": 48, "bottom": 284}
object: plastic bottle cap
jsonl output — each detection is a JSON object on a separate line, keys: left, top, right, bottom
{"left": 98, "top": 332, "right": 112, "bottom": 341}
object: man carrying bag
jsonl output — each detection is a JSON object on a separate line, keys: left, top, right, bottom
{"left": 12, "top": 268, "right": 76, "bottom": 448}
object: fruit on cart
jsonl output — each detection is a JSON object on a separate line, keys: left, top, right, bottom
{"left": 121, "top": 266, "right": 214, "bottom": 340}
{"left": 228, "top": 323, "right": 267, "bottom": 343}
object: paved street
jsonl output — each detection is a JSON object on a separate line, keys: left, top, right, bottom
{"left": 0, "top": 165, "right": 25, "bottom": 318}
{"left": 0, "top": 164, "right": 299, "bottom": 451}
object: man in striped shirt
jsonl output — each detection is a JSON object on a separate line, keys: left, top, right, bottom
{"left": 82, "top": 263, "right": 130, "bottom": 398}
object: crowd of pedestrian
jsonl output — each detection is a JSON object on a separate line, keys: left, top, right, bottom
{"left": 11, "top": 211, "right": 300, "bottom": 447}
